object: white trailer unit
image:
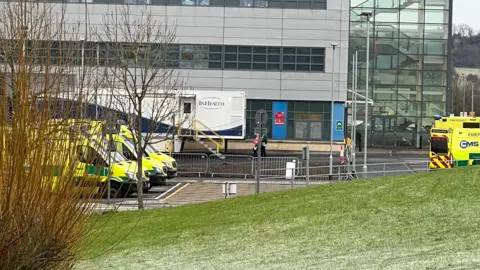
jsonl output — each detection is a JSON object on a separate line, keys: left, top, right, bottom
{"left": 58, "top": 89, "right": 247, "bottom": 141}
{"left": 178, "top": 91, "right": 246, "bottom": 140}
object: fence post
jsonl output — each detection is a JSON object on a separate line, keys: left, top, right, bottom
{"left": 337, "top": 163, "right": 341, "bottom": 181}
{"left": 306, "top": 159, "right": 310, "bottom": 186}
{"left": 291, "top": 160, "right": 296, "bottom": 189}
{"left": 255, "top": 156, "right": 261, "bottom": 195}
{"left": 383, "top": 163, "right": 386, "bottom": 177}
{"left": 303, "top": 146, "right": 310, "bottom": 186}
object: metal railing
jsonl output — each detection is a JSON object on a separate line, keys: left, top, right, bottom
{"left": 209, "top": 155, "right": 253, "bottom": 178}
{"left": 172, "top": 153, "right": 300, "bottom": 178}
{"left": 167, "top": 154, "right": 480, "bottom": 197}
{"left": 176, "top": 119, "right": 225, "bottom": 154}
{"left": 194, "top": 119, "right": 225, "bottom": 154}
{"left": 293, "top": 160, "right": 431, "bottom": 182}
{"left": 172, "top": 153, "right": 209, "bottom": 177}
{"left": 254, "top": 157, "right": 301, "bottom": 179}
{"left": 171, "top": 153, "right": 435, "bottom": 180}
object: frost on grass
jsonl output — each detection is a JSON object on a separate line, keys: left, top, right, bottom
{"left": 75, "top": 241, "right": 480, "bottom": 270}
{"left": 76, "top": 170, "right": 480, "bottom": 269}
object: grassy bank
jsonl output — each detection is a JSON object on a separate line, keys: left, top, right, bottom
{"left": 78, "top": 167, "right": 480, "bottom": 269}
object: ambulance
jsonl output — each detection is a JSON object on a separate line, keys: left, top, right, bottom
{"left": 50, "top": 119, "right": 152, "bottom": 197}
{"left": 76, "top": 120, "right": 170, "bottom": 186}
{"left": 119, "top": 125, "right": 178, "bottom": 179}
{"left": 429, "top": 114, "right": 480, "bottom": 169}
{"left": 432, "top": 115, "right": 480, "bottom": 129}
{"left": 104, "top": 133, "right": 169, "bottom": 186}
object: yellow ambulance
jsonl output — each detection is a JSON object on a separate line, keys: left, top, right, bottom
{"left": 430, "top": 127, "right": 480, "bottom": 169}
{"left": 429, "top": 115, "right": 480, "bottom": 169}
{"left": 119, "top": 125, "right": 178, "bottom": 179}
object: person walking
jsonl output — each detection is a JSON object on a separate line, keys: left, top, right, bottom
{"left": 260, "top": 133, "right": 268, "bottom": 157}
{"left": 356, "top": 130, "right": 362, "bottom": 152}
{"left": 345, "top": 136, "right": 352, "bottom": 163}
{"left": 252, "top": 133, "right": 268, "bottom": 157}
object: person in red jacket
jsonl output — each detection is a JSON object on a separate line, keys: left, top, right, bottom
{"left": 252, "top": 133, "right": 268, "bottom": 157}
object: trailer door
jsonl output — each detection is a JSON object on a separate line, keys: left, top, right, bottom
{"left": 180, "top": 96, "right": 195, "bottom": 134}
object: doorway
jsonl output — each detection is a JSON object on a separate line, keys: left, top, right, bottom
{"left": 179, "top": 96, "right": 195, "bottom": 134}
{"left": 294, "top": 121, "right": 324, "bottom": 140}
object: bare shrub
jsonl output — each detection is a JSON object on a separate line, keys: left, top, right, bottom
{"left": 0, "top": 2, "right": 100, "bottom": 268}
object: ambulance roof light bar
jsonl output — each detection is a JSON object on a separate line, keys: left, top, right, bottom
{"left": 434, "top": 113, "right": 476, "bottom": 119}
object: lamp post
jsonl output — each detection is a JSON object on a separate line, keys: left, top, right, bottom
{"left": 462, "top": 74, "right": 467, "bottom": 112}
{"left": 360, "top": 11, "right": 372, "bottom": 176}
{"left": 472, "top": 82, "right": 475, "bottom": 113}
{"left": 95, "top": 39, "right": 99, "bottom": 119}
{"left": 352, "top": 51, "right": 358, "bottom": 169}
{"left": 329, "top": 43, "right": 337, "bottom": 178}
{"left": 350, "top": 53, "right": 355, "bottom": 165}
{"left": 79, "top": 37, "right": 85, "bottom": 118}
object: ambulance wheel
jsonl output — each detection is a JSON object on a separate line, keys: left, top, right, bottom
{"left": 103, "top": 182, "right": 123, "bottom": 199}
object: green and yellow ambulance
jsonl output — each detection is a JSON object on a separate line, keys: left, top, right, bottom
{"left": 103, "top": 132, "right": 169, "bottom": 186}
{"left": 430, "top": 115, "right": 480, "bottom": 170}
{"left": 51, "top": 119, "right": 151, "bottom": 198}
{"left": 119, "top": 125, "right": 178, "bottom": 179}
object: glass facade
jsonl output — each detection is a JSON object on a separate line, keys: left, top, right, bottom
{"left": 348, "top": 0, "right": 452, "bottom": 149}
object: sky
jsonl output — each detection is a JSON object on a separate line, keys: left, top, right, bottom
{"left": 453, "top": 0, "right": 480, "bottom": 30}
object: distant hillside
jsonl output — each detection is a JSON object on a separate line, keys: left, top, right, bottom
{"left": 453, "top": 24, "right": 480, "bottom": 69}
{"left": 456, "top": 67, "right": 480, "bottom": 77}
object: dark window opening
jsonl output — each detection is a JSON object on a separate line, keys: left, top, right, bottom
{"left": 464, "top": 123, "right": 480, "bottom": 128}
{"left": 430, "top": 138, "right": 448, "bottom": 154}
{"left": 184, "top": 102, "right": 192, "bottom": 114}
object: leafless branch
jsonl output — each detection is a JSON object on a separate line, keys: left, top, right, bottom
{"left": 93, "top": 5, "right": 189, "bottom": 209}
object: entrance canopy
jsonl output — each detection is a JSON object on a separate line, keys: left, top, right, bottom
{"left": 345, "top": 89, "right": 374, "bottom": 105}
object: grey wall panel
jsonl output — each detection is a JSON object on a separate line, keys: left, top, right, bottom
{"left": 59, "top": 2, "right": 350, "bottom": 102}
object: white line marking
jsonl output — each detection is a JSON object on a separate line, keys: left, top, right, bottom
{"left": 155, "top": 183, "right": 181, "bottom": 200}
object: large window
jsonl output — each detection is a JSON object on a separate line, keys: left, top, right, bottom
{"left": 204, "top": 45, "right": 324, "bottom": 72}
{"left": 60, "top": 0, "right": 327, "bottom": 9}
{"left": 246, "top": 100, "right": 272, "bottom": 138}
{"left": 10, "top": 41, "right": 326, "bottom": 73}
